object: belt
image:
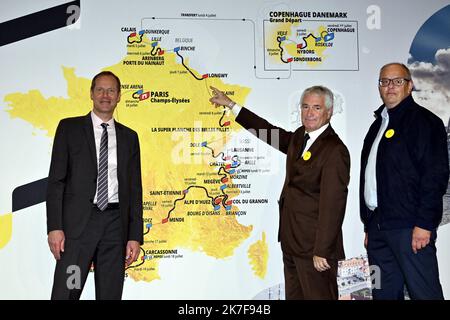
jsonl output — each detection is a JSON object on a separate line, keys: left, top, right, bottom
{"left": 93, "top": 203, "right": 120, "bottom": 210}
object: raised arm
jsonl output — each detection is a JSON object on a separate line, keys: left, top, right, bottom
{"left": 209, "top": 86, "right": 293, "bottom": 154}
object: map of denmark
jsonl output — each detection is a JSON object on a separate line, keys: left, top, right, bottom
{"left": 264, "top": 18, "right": 359, "bottom": 71}
{"left": 4, "top": 32, "right": 269, "bottom": 282}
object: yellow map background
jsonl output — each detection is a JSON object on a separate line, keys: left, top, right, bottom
{"left": 4, "top": 35, "right": 269, "bottom": 282}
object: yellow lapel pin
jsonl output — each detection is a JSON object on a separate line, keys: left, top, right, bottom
{"left": 303, "top": 151, "right": 312, "bottom": 161}
{"left": 385, "top": 129, "right": 395, "bottom": 139}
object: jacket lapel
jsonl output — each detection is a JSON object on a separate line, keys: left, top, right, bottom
{"left": 293, "top": 127, "right": 306, "bottom": 160}
{"left": 83, "top": 113, "right": 97, "bottom": 170}
{"left": 296, "top": 125, "right": 335, "bottom": 161}
{"left": 115, "top": 120, "right": 125, "bottom": 182}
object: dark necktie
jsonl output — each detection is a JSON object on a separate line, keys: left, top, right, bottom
{"left": 300, "top": 133, "right": 310, "bottom": 157}
{"left": 97, "top": 123, "right": 108, "bottom": 211}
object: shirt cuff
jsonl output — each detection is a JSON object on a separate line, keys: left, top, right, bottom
{"left": 231, "top": 103, "right": 242, "bottom": 116}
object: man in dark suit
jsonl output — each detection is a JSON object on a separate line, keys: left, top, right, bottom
{"left": 47, "top": 71, "right": 143, "bottom": 300}
{"left": 360, "top": 63, "right": 448, "bottom": 299}
{"left": 209, "top": 85, "right": 350, "bottom": 299}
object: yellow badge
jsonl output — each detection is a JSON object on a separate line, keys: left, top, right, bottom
{"left": 385, "top": 129, "right": 395, "bottom": 139}
{"left": 303, "top": 151, "right": 312, "bottom": 161}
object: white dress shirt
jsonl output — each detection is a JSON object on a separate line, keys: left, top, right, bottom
{"left": 302, "top": 124, "right": 329, "bottom": 156}
{"left": 364, "top": 107, "right": 389, "bottom": 211}
{"left": 91, "top": 111, "right": 119, "bottom": 204}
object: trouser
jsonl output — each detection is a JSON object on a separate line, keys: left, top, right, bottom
{"left": 51, "top": 206, "right": 125, "bottom": 300}
{"left": 283, "top": 252, "right": 338, "bottom": 300}
{"left": 367, "top": 213, "right": 444, "bottom": 300}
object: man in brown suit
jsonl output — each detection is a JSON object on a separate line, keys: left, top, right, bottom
{"left": 210, "top": 85, "right": 350, "bottom": 299}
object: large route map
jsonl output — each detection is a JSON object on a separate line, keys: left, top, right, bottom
{"left": 3, "top": 0, "right": 448, "bottom": 300}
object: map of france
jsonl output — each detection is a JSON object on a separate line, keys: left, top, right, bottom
{"left": 4, "top": 34, "right": 269, "bottom": 282}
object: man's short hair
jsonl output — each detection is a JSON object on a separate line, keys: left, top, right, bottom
{"left": 379, "top": 62, "right": 412, "bottom": 80}
{"left": 300, "top": 85, "right": 334, "bottom": 110}
{"left": 90, "top": 71, "right": 121, "bottom": 92}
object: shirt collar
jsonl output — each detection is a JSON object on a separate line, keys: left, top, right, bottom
{"left": 91, "top": 111, "right": 115, "bottom": 128}
{"left": 305, "top": 123, "right": 329, "bottom": 140}
{"left": 381, "top": 106, "right": 389, "bottom": 119}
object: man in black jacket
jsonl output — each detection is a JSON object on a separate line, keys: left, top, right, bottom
{"left": 360, "top": 62, "right": 449, "bottom": 299}
{"left": 47, "top": 71, "right": 143, "bottom": 299}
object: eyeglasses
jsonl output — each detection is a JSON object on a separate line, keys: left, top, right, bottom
{"left": 378, "top": 78, "right": 410, "bottom": 87}
{"left": 93, "top": 87, "right": 118, "bottom": 96}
